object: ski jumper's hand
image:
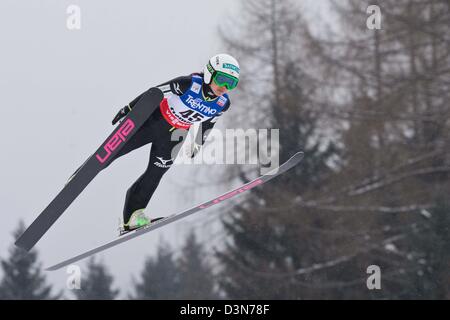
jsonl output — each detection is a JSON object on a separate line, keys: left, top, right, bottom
{"left": 186, "top": 143, "right": 201, "bottom": 158}
{"left": 112, "top": 105, "right": 132, "bottom": 125}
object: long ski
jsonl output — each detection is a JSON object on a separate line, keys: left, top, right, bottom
{"left": 46, "top": 151, "right": 304, "bottom": 271}
{"left": 15, "top": 88, "right": 164, "bottom": 252}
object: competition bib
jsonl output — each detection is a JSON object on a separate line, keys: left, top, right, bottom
{"left": 160, "top": 75, "right": 228, "bottom": 129}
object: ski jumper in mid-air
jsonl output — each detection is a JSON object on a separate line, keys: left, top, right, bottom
{"left": 107, "top": 53, "right": 240, "bottom": 234}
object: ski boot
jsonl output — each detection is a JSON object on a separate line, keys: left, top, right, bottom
{"left": 119, "top": 209, "right": 165, "bottom": 236}
{"left": 119, "top": 209, "right": 151, "bottom": 236}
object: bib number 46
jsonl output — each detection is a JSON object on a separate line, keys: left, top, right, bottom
{"left": 179, "top": 110, "right": 205, "bottom": 122}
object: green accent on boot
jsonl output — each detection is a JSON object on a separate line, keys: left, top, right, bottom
{"left": 124, "top": 209, "right": 150, "bottom": 230}
{"left": 136, "top": 215, "right": 150, "bottom": 227}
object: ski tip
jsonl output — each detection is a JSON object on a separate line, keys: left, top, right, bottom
{"left": 46, "top": 262, "right": 71, "bottom": 271}
{"left": 14, "top": 238, "right": 32, "bottom": 253}
{"left": 293, "top": 151, "right": 305, "bottom": 158}
{"left": 148, "top": 87, "right": 164, "bottom": 100}
{"left": 288, "top": 151, "right": 305, "bottom": 163}
{"left": 45, "top": 265, "right": 58, "bottom": 272}
{"left": 280, "top": 150, "right": 305, "bottom": 164}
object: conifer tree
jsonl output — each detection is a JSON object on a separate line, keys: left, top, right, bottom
{"left": 130, "top": 240, "right": 180, "bottom": 299}
{"left": 177, "top": 232, "right": 218, "bottom": 299}
{"left": 0, "top": 221, "right": 60, "bottom": 300}
{"left": 72, "top": 257, "right": 119, "bottom": 300}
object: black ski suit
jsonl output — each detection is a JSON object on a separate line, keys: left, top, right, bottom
{"left": 105, "top": 73, "right": 231, "bottom": 223}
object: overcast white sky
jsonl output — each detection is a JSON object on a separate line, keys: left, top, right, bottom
{"left": 0, "top": 0, "right": 331, "bottom": 298}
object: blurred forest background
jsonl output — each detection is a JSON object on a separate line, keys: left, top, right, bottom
{"left": 1, "top": 0, "right": 449, "bottom": 299}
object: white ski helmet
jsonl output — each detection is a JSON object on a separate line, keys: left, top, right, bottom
{"left": 203, "top": 53, "right": 240, "bottom": 90}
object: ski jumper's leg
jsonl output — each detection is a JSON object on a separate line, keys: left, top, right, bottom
{"left": 66, "top": 125, "right": 153, "bottom": 184}
{"left": 101, "top": 116, "right": 156, "bottom": 170}
{"left": 70, "top": 99, "right": 161, "bottom": 180}
{"left": 122, "top": 116, "right": 188, "bottom": 223}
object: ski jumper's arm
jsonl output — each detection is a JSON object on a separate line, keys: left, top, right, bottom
{"left": 111, "top": 75, "right": 192, "bottom": 125}
{"left": 194, "top": 101, "right": 231, "bottom": 147}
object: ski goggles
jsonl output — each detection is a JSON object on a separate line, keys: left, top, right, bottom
{"left": 212, "top": 71, "right": 239, "bottom": 90}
